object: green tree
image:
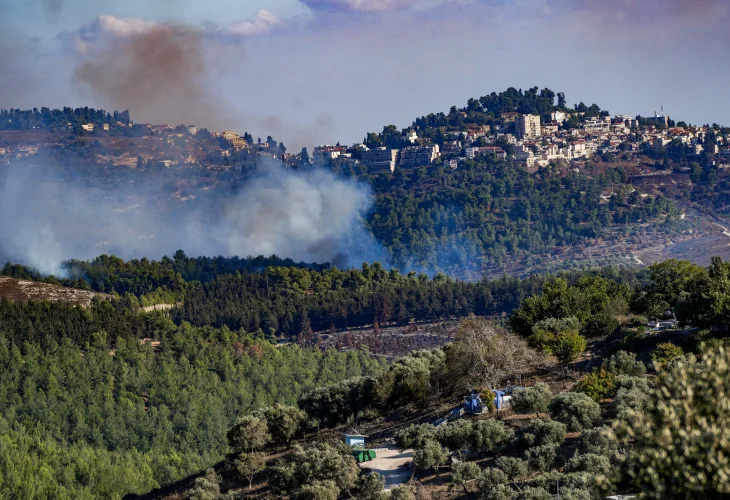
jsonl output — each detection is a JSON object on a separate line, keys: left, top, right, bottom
{"left": 512, "top": 382, "right": 552, "bottom": 417}
{"left": 233, "top": 452, "right": 266, "bottom": 489}
{"left": 296, "top": 480, "right": 339, "bottom": 500}
{"left": 451, "top": 461, "right": 481, "bottom": 494}
{"left": 413, "top": 440, "right": 448, "bottom": 476}
{"left": 255, "top": 404, "right": 306, "bottom": 445}
{"left": 651, "top": 342, "right": 684, "bottom": 369}
{"left": 471, "top": 420, "right": 513, "bottom": 453}
{"left": 549, "top": 392, "right": 601, "bottom": 432}
{"left": 354, "top": 472, "right": 385, "bottom": 500}
{"left": 620, "top": 346, "right": 730, "bottom": 498}
{"left": 551, "top": 330, "right": 586, "bottom": 363}
{"left": 604, "top": 350, "right": 646, "bottom": 377}
{"left": 494, "top": 456, "right": 529, "bottom": 480}
{"left": 389, "top": 484, "right": 416, "bottom": 500}
{"left": 227, "top": 416, "right": 271, "bottom": 453}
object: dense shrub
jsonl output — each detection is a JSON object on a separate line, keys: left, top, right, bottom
{"left": 579, "top": 426, "right": 618, "bottom": 457}
{"left": 604, "top": 350, "right": 646, "bottom": 377}
{"left": 494, "top": 456, "right": 529, "bottom": 479}
{"left": 471, "top": 420, "right": 513, "bottom": 453}
{"left": 516, "top": 419, "right": 567, "bottom": 451}
{"left": 394, "top": 424, "right": 436, "bottom": 451}
{"left": 549, "top": 393, "right": 601, "bottom": 432}
{"left": 566, "top": 453, "right": 611, "bottom": 475}
{"left": 575, "top": 369, "right": 615, "bottom": 401}
{"left": 651, "top": 342, "right": 684, "bottom": 369}
{"left": 512, "top": 382, "right": 553, "bottom": 416}
{"left": 526, "top": 444, "right": 559, "bottom": 472}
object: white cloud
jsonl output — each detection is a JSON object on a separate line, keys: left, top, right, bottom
{"left": 211, "top": 10, "right": 284, "bottom": 38}
{"left": 301, "top": 0, "right": 415, "bottom": 12}
{"left": 61, "top": 10, "right": 284, "bottom": 53}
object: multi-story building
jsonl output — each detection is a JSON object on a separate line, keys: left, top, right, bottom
{"left": 399, "top": 145, "right": 440, "bottom": 168}
{"left": 550, "top": 111, "right": 568, "bottom": 124}
{"left": 517, "top": 114, "right": 541, "bottom": 139}
{"left": 313, "top": 145, "right": 347, "bottom": 164}
{"left": 361, "top": 147, "right": 399, "bottom": 173}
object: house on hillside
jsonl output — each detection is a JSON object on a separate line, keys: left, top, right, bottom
{"left": 343, "top": 431, "right": 367, "bottom": 448}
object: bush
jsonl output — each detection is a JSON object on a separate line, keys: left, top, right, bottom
{"left": 552, "top": 331, "right": 587, "bottom": 363}
{"left": 227, "top": 415, "right": 271, "bottom": 453}
{"left": 613, "top": 374, "right": 649, "bottom": 393}
{"left": 494, "top": 456, "right": 529, "bottom": 480}
{"left": 582, "top": 314, "right": 619, "bottom": 339}
{"left": 566, "top": 453, "right": 611, "bottom": 475}
{"left": 471, "top": 420, "right": 513, "bottom": 453}
{"left": 549, "top": 392, "right": 601, "bottom": 432}
{"left": 620, "top": 345, "right": 730, "bottom": 497}
{"left": 295, "top": 480, "right": 339, "bottom": 500}
{"left": 604, "top": 350, "right": 646, "bottom": 377}
{"left": 651, "top": 342, "right": 684, "bottom": 368}
{"left": 579, "top": 426, "right": 618, "bottom": 457}
{"left": 477, "top": 468, "right": 509, "bottom": 492}
{"left": 614, "top": 386, "right": 649, "bottom": 421}
{"left": 559, "top": 488, "right": 593, "bottom": 500}
{"left": 451, "top": 461, "right": 481, "bottom": 493}
{"left": 516, "top": 419, "right": 566, "bottom": 451}
{"left": 436, "top": 420, "right": 473, "bottom": 456}
{"left": 512, "top": 382, "right": 552, "bottom": 416}
{"left": 574, "top": 369, "right": 615, "bottom": 401}
{"left": 395, "top": 424, "right": 436, "bottom": 451}
{"left": 389, "top": 484, "right": 416, "bottom": 500}
{"left": 354, "top": 473, "right": 385, "bottom": 500}
{"left": 513, "top": 486, "right": 552, "bottom": 500}
{"left": 413, "top": 440, "right": 448, "bottom": 475}
{"left": 525, "top": 444, "right": 559, "bottom": 472}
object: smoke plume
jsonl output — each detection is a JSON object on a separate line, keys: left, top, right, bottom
{"left": 0, "top": 160, "right": 385, "bottom": 275}
{"left": 74, "top": 24, "right": 235, "bottom": 128}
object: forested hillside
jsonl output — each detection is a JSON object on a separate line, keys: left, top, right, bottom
{"left": 3, "top": 254, "right": 730, "bottom": 497}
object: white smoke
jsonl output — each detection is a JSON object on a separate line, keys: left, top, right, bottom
{"left": 0, "top": 161, "right": 386, "bottom": 275}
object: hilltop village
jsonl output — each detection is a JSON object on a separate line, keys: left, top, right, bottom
{"left": 1, "top": 93, "right": 729, "bottom": 175}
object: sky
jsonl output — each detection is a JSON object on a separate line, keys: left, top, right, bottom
{"left": 2, "top": 0, "right": 730, "bottom": 149}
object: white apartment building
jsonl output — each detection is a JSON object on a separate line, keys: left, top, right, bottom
{"left": 517, "top": 114, "right": 542, "bottom": 139}
{"left": 361, "top": 147, "right": 399, "bottom": 172}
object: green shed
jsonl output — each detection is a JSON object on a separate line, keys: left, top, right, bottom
{"left": 352, "top": 449, "right": 376, "bottom": 463}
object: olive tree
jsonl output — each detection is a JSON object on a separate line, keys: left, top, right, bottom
{"left": 511, "top": 382, "right": 552, "bottom": 417}
{"left": 471, "top": 420, "right": 513, "bottom": 453}
{"left": 621, "top": 346, "right": 730, "bottom": 498}
{"left": 451, "top": 461, "right": 481, "bottom": 494}
{"left": 549, "top": 392, "right": 601, "bottom": 432}
{"left": 413, "top": 439, "right": 448, "bottom": 476}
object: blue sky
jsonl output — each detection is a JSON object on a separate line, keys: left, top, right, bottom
{"left": 2, "top": 0, "right": 730, "bottom": 148}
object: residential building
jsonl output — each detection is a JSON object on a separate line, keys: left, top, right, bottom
{"left": 517, "top": 114, "right": 541, "bottom": 139}
{"left": 583, "top": 116, "right": 611, "bottom": 134}
{"left": 441, "top": 140, "right": 462, "bottom": 158}
{"left": 81, "top": 123, "right": 94, "bottom": 132}
{"left": 447, "top": 159, "right": 458, "bottom": 170}
{"left": 541, "top": 122, "right": 559, "bottom": 135}
{"left": 550, "top": 110, "right": 567, "bottom": 124}
{"left": 501, "top": 112, "right": 520, "bottom": 123}
{"left": 361, "top": 147, "right": 399, "bottom": 172}
{"left": 399, "top": 145, "right": 440, "bottom": 167}
{"left": 102, "top": 124, "right": 110, "bottom": 131}
{"left": 406, "top": 130, "right": 418, "bottom": 144}
{"left": 313, "top": 145, "right": 347, "bottom": 164}
{"left": 187, "top": 125, "right": 198, "bottom": 135}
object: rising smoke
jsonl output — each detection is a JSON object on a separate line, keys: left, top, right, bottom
{"left": 0, "top": 160, "right": 386, "bottom": 275}
{"left": 74, "top": 24, "right": 237, "bottom": 129}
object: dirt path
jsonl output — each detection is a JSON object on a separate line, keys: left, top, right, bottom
{"left": 361, "top": 448, "right": 414, "bottom": 490}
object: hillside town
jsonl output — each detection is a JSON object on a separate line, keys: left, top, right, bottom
{"left": 307, "top": 108, "right": 729, "bottom": 174}
{"left": 1, "top": 104, "right": 729, "bottom": 175}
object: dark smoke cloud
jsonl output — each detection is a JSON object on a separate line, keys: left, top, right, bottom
{"left": 73, "top": 24, "right": 237, "bottom": 128}
{"left": 0, "top": 160, "right": 386, "bottom": 275}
